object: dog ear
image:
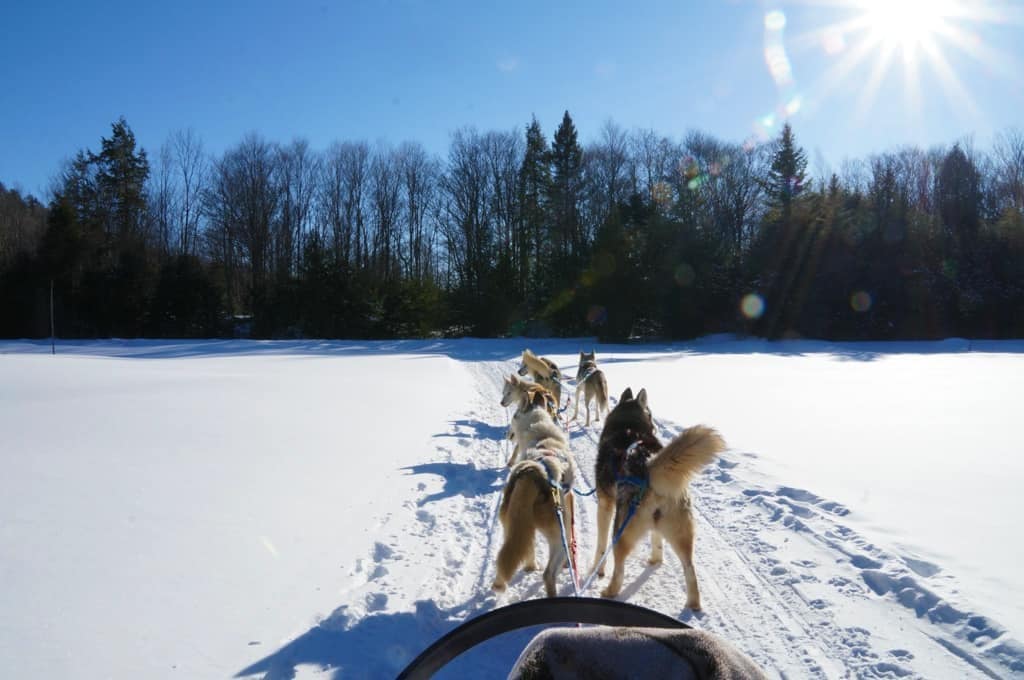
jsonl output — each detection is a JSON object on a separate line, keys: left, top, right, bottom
{"left": 637, "top": 388, "right": 648, "bottom": 408}
{"left": 620, "top": 387, "right": 633, "bottom": 402}
{"left": 531, "top": 390, "right": 547, "bottom": 408}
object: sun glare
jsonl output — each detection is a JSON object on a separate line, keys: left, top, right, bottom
{"left": 755, "top": 0, "right": 1017, "bottom": 135}
{"left": 860, "top": 0, "right": 951, "bottom": 49}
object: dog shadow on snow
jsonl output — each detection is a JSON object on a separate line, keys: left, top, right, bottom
{"left": 437, "top": 418, "right": 508, "bottom": 442}
{"left": 402, "top": 461, "right": 504, "bottom": 506}
{"left": 234, "top": 594, "right": 547, "bottom": 680}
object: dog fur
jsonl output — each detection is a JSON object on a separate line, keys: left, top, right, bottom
{"left": 518, "top": 349, "right": 563, "bottom": 410}
{"left": 591, "top": 388, "right": 725, "bottom": 610}
{"left": 501, "top": 373, "right": 559, "bottom": 467}
{"left": 493, "top": 389, "right": 578, "bottom": 598}
{"left": 570, "top": 350, "right": 609, "bottom": 426}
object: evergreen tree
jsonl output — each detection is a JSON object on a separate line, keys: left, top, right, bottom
{"left": 92, "top": 117, "right": 150, "bottom": 248}
{"left": 517, "top": 116, "right": 550, "bottom": 306}
{"left": 767, "top": 123, "right": 807, "bottom": 215}
{"left": 548, "top": 111, "right": 584, "bottom": 260}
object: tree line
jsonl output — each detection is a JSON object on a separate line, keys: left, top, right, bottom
{"left": 2, "top": 114, "right": 1023, "bottom": 341}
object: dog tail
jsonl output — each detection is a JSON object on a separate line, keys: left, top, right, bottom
{"left": 646, "top": 425, "right": 725, "bottom": 499}
{"left": 595, "top": 371, "right": 609, "bottom": 411}
{"left": 498, "top": 461, "right": 551, "bottom": 570}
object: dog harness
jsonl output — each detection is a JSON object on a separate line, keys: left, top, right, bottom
{"left": 535, "top": 449, "right": 580, "bottom": 596}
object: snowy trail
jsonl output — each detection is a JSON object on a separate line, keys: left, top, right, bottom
{"left": 242, "top": 354, "right": 1024, "bottom": 679}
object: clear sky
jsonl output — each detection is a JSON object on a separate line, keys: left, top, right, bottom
{"left": 2, "top": 0, "right": 1022, "bottom": 198}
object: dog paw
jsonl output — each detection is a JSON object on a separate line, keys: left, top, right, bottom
{"left": 492, "top": 580, "right": 506, "bottom": 592}
{"left": 685, "top": 599, "right": 702, "bottom": 611}
{"left": 647, "top": 557, "right": 663, "bottom": 566}
{"left": 600, "top": 587, "right": 620, "bottom": 599}
{"left": 523, "top": 562, "right": 538, "bottom": 572}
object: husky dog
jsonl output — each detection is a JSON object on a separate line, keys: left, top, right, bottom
{"left": 517, "top": 349, "right": 563, "bottom": 411}
{"left": 500, "top": 373, "right": 559, "bottom": 467}
{"left": 570, "top": 350, "right": 609, "bottom": 426}
{"left": 591, "top": 388, "right": 725, "bottom": 610}
{"left": 493, "top": 389, "right": 578, "bottom": 598}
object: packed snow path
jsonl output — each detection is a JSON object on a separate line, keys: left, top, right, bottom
{"left": 239, "top": 354, "right": 1024, "bottom": 679}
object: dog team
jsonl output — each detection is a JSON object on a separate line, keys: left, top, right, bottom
{"left": 493, "top": 348, "right": 726, "bottom": 610}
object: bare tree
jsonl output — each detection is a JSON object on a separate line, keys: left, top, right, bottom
{"left": 396, "top": 141, "right": 440, "bottom": 280}
{"left": 632, "top": 128, "right": 676, "bottom": 213}
{"left": 369, "top": 144, "right": 402, "bottom": 282}
{"left": 584, "top": 119, "right": 631, "bottom": 227}
{"left": 440, "top": 128, "right": 494, "bottom": 292}
{"left": 992, "top": 128, "right": 1024, "bottom": 213}
{"left": 482, "top": 130, "right": 523, "bottom": 266}
{"left": 172, "top": 129, "right": 206, "bottom": 256}
{"left": 204, "top": 133, "right": 280, "bottom": 311}
{"left": 277, "top": 139, "right": 319, "bottom": 277}
{"left": 315, "top": 141, "right": 370, "bottom": 270}
{"left": 148, "top": 142, "right": 177, "bottom": 258}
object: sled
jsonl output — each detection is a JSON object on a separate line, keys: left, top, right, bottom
{"left": 396, "top": 596, "right": 689, "bottom": 679}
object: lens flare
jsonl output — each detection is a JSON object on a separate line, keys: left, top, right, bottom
{"left": 851, "top": 290, "right": 872, "bottom": 312}
{"left": 741, "top": 293, "right": 766, "bottom": 319}
{"left": 674, "top": 263, "right": 696, "bottom": 286}
{"left": 260, "top": 536, "right": 280, "bottom": 559}
{"left": 765, "top": 10, "right": 787, "bottom": 31}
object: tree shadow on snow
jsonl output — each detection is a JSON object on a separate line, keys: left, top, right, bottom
{"left": 7, "top": 336, "right": 1024, "bottom": 363}
{"left": 402, "top": 462, "right": 504, "bottom": 506}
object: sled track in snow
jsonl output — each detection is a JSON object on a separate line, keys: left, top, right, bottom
{"left": 291, "top": 354, "right": 1024, "bottom": 680}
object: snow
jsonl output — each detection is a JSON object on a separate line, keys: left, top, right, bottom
{"left": 1, "top": 337, "right": 1022, "bottom": 679}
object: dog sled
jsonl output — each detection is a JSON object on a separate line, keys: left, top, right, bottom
{"left": 397, "top": 597, "right": 766, "bottom": 679}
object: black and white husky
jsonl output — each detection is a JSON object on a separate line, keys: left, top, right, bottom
{"left": 591, "top": 388, "right": 725, "bottom": 610}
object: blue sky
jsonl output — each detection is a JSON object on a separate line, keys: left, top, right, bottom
{"left": 2, "top": 0, "right": 1022, "bottom": 198}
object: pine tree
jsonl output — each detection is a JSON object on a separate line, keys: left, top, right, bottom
{"left": 767, "top": 123, "right": 807, "bottom": 215}
{"left": 517, "top": 116, "right": 550, "bottom": 304}
{"left": 92, "top": 116, "right": 150, "bottom": 247}
{"left": 548, "top": 111, "right": 584, "bottom": 260}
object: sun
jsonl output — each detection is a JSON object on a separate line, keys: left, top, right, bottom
{"left": 858, "top": 0, "right": 954, "bottom": 51}
{"left": 759, "top": 0, "right": 1013, "bottom": 129}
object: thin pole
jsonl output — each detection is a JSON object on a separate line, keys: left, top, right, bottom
{"left": 50, "top": 278, "right": 55, "bottom": 355}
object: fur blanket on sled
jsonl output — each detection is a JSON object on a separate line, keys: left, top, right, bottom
{"left": 508, "top": 625, "right": 767, "bottom": 680}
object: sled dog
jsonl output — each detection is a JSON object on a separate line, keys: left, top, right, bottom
{"left": 591, "top": 388, "right": 725, "bottom": 610}
{"left": 570, "top": 350, "right": 609, "bottom": 426}
{"left": 500, "top": 373, "right": 559, "bottom": 467}
{"left": 493, "top": 389, "right": 578, "bottom": 598}
{"left": 517, "top": 349, "right": 563, "bottom": 410}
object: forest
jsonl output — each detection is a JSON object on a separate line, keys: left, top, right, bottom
{"left": 2, "top": 114, "right": 1022, "bottom": 341}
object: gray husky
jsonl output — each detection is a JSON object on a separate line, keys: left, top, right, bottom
{"left": 570, "top": 350, "right": 609, "bottom": 426}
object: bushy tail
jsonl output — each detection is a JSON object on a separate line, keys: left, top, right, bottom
{"left": 595, "top": 372, "right": 609, "bottom": 411}
{"left": 496, "top": 462, "right": 549, "bottom": 583}
{"left": 646, "top": 425, "right": 726, "bottom": 498}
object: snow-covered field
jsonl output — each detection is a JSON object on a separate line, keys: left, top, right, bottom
{"left": 1, "top": 337, "right": 1022, "bottom": 679}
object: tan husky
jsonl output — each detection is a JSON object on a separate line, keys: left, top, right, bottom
{"left": 493, "top": 389, "right": 578, "bottom": 598}
{"left": 500, "top": 374, "right": 559, "bottom": 467}
{"left": 591, "top": 388, "right": 725, "bottom": 610}
{"left": 570, "top": 350, "right": 609, "bottom": 426}
{"left": 517, "top": 349, "right": 563, "bottom": 410}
